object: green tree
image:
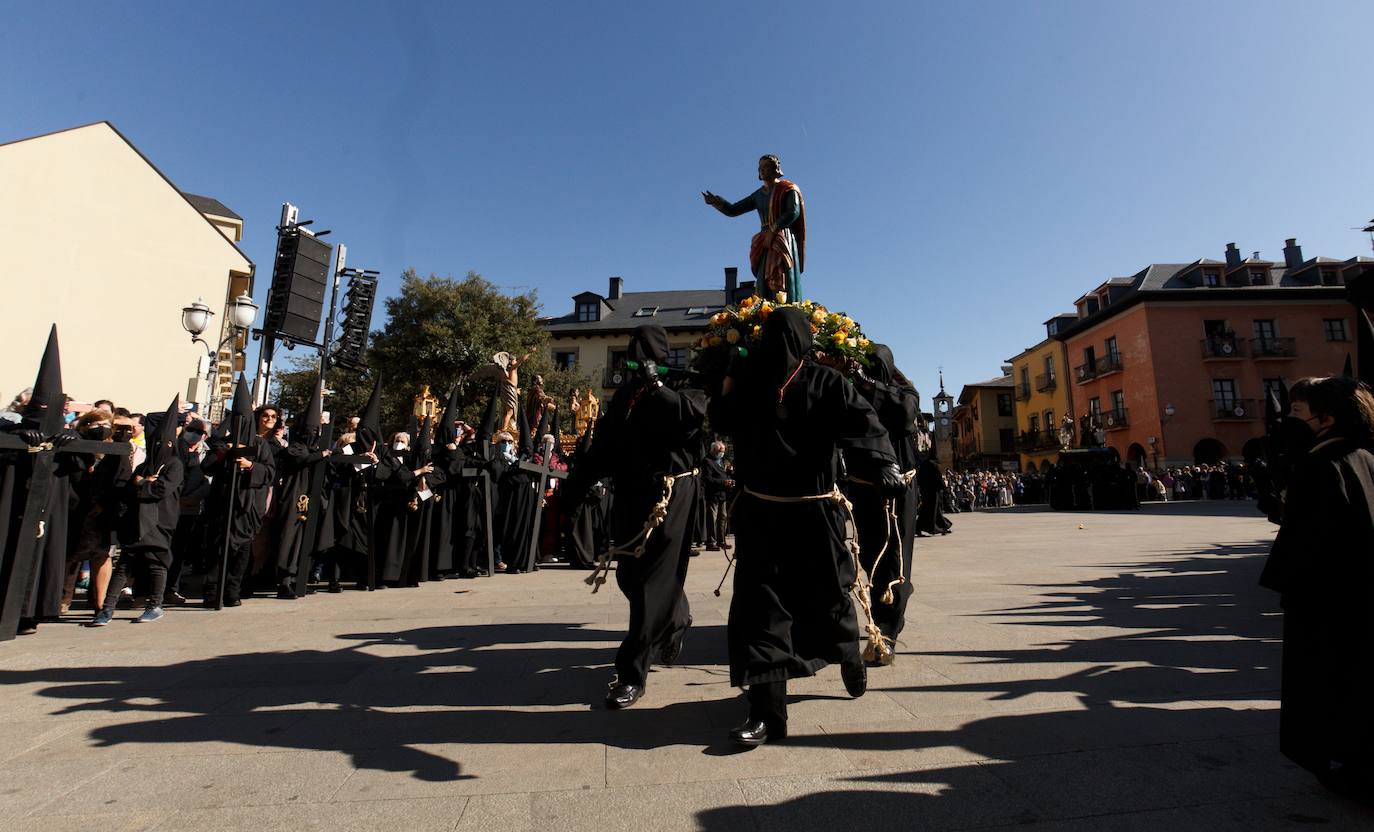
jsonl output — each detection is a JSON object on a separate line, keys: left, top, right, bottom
{"left": 275, "top": 269, "right": 591, "bottom": 436}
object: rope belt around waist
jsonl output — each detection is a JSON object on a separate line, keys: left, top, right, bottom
{"left": 715, "top": 483, "right": 893, "bottom": 665}
{"left": 585, "top": 469, "right": 698, "bottom": 594}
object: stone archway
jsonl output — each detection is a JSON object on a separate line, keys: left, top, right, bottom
{"left": 1193, "top": 437, "right": 1227, "bottom": 465}
{"left": 1126, "top": 442, "right": 1148, "bottom": 468}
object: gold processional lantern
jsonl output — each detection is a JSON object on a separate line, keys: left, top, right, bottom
{"left": 413, "top": 384, "right": 440, "bottom": 422}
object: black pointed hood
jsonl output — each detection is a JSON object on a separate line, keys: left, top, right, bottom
{"left": 293, "top": 378, "right": 324, "bottom": 444}
{"left": 1359, "top": 309, "right": 1374, "bottom": 389}
{"left": 404, "top": 411, "right": 419, "bottom": 445}
{"left": 144, "top": 396, "right": 180, "bottom": 470}
{"left": 358, "top": 374, "right": 383, "bottom": 447}
{"left": 228, "top": 375, "right": 254, "bottom": 444}
{"left": 440, "top": 384, "right": 462, "bottom": 445}
{"left": 628, "top": 324, "right": 670, "bottom": 366}
{"left": 477, "top": 382, "right": 500, "bottom": 442}
{"left": 517, "top": 394, "right": 534, "bottom": 458}
{"left": 535, "top": 405, "right": 555, "bottom": 458}
{"left": 576, "top": 420, "right": 594, "bottom": 458}
{"left": 756, "top": 307, "right": 813, "bottom": 388}
{"left": 1343, "top": 352, "right": 1355, "bottom": 379}
{"left": 25, "top": 324, "right": 65, "bottom": 434}
{"left": 549, "top": 404, "right": 563, "bottom": 443}
{"left": 414, "top": 415, "right": 433, "bottom": 464}
{"left": 869, "top": 344, "right": 898, "bottom": 385}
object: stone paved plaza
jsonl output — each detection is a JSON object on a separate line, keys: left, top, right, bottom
{"left": 2, "top": 501, "right": 1372, "bottom": 831}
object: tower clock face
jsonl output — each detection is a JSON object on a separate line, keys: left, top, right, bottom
{"left": 940, "top": 417, "right": 950, "bottom": 426}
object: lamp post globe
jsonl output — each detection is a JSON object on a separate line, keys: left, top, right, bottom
{"left": 181, "top": 298, "right": 214, "bottom": 338}
{"left": 230, "top": 292, "right": 259, "bottom": 330}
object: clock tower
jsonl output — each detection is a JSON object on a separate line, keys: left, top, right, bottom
{"left": 932, "top": 371, "right": 954, "bottom": 469}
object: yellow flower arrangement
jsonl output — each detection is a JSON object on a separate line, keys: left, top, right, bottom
{"left": 690, "top": 294, "right": 876, "bottom": 384}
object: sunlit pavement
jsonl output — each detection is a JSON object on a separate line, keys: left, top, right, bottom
{"left": 2, "top": 501, "right": 1370, "bottom": 831}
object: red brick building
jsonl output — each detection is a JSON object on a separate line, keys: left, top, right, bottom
{"left": 1054, "top": 239, "right": 1370, "bottom": 467}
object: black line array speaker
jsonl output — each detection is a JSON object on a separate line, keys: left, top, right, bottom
{"left": 264, "top": 231, "right": 332, "bottom": 343}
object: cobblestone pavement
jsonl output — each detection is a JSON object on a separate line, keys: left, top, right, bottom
{"left": 2, "top": 501, "right": 1370, "bottom": 830}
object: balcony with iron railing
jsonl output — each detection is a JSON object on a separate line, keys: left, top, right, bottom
{"left": 1210, "top": 398, "right": 1257, "bottom": 420}
{"left": 1075, "top": 354, "right": 1123, "bottom": 383}
{"left": 1035, "top": 372, "right": 1057, "bottom": 392}
{"left": 1200, "top": 335, "right": 1245, "bottom": 359}
{"left": 1101, "top": 408, "right": 1129, "bottom": 430}
{"left": 1015, "top": 383, "right": 1031, "bottom": 402}
{"left": 1250, "top": 337, "right": 1296, "bottom": 359}
{"left": 1016, "top": 430, "right": 1062, "bottom": 452}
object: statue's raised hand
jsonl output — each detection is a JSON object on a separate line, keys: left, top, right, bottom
{"left": 702, "top": 191, "right": 725, "bottom": 209}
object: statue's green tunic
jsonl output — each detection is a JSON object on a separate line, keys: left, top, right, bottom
{"left": 720, "top": 184, "right": 803, "bottom": 301}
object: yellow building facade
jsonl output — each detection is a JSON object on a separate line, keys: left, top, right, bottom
{"left": 1007, "top": 335, "right": 1075, "bottom": 472}
{"left": 951, "top": 371, "right": 1019, "bottom": 470}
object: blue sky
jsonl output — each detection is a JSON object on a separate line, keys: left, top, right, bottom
{"left": 5, "top": 1, "right": 1372, "bottom": 401}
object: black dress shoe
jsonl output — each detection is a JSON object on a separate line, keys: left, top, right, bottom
{"left": 605, "top": 683, "right": 644, "bottom": 710}
{"left": 841, "top": 657, "right": 868, "bottom": 698}
{"left": 225, "top": 598, "right": 242, "bottom": 607}
{"left": 276, "top": 583, "right": 296, "bottom": 600}
{"left": 729, "top": 718, "right": 786, "bottom": 747}
{"left": 327, "top": 581, "right": 343, "bottom": 594}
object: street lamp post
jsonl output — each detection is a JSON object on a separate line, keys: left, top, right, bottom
{"left": 182, "top": 292, "right": 259, "bottom": 420}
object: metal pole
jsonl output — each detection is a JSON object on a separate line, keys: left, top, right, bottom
{"left": 215, "top": 407, "right": 242, "bottom": 611}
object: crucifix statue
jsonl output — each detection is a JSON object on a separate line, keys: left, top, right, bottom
{"left": 471, "top": 350, "right": 535, "bottom": 439}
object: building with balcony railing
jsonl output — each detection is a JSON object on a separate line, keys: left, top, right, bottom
{"left": 1046, "top": 237, "right": 1368, "bottom": 467}
{"left": 1008, "top": 331, "right": 1075, "bottom": 472}
{"left": 951, "top": 368, "right": 1019, "bottom": 471}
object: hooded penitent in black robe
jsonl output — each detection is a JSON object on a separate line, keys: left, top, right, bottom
{"left": 498, "top": 398, "right": 541, "bottom": 573}
{"left": 565, "top": 324, "right": 706, "bottom": 689}
{"left": 272, "top": 383, "right": 329, "bottom": 590}
{"left": 376, "top": 437, "right": 417, "bottom": 585}
{"left": 1259, "top": 433, "right": 1374, "bottom": 785}
{"left": 0, "top": 327, "right": 81, "bottom": 628}
{"left": 117, "top": 399, "right": 185, "bottom": 566}
{"left": 404, "top": 417, "right": 441, "bottom": 584}
{"left": 428, "top": 386, "right": 466, "bottom": 579}
{"left": 850, "top": 344, "right": 921, "bottom": 648}
{"left": 916, "top": 456, "right": 952, "bottom": 534}
{"left": 568, "top": 424, "right": 611, "bottom": 570}
{"left": 707, "top": 308, "right": 896, "bottom": 699}
{"left": 201, "top": 378, "right": 278, "bottom": 601}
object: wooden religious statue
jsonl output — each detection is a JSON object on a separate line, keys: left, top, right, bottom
{"left": 413, "top": 384, "right": 440, "bottom": 421}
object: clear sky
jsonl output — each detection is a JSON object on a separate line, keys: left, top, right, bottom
{"left": 5, "top": 1, "right": 1372, "bottom": 401}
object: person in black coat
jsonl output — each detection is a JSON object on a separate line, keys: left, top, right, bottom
{"left": 271, "top": 385, "right": 332, "bottom": 598}
{"left": 564, "top": 324, "right": 706, "bottom": 710}
{"left": 700, "top": 440, "right": 732, "bottom": 551}
{"left": 849, "top": 344, "right": 921, "bottom": 663}
{"left": 201, "top": 379, "right": 277, "bottom": 607}
{"left": 915, "top": 455, "right": 952, "bottom": 535}
{"left": 1259, "top": 375, "right": 1374, "bottom": 800}
{"left": 91, "top": 398, "right": 184, "bottom": 625}
{"left": 707, "top": 308, "right": 902, "bottom": 747}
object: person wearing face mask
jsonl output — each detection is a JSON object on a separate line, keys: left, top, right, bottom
{"left": 62, "top": 408, "right": 118, "bottom": 612}
{"left": 700, "top": 441, "right": 732, "bottom": 551}
{"left": 563, "top": 324, "right": 706, "bottom": 710}
{"left": 376, "top": 430, "right": 420, "bottom": 586}
{"left": 166, "top": 416, "right": 211, "bottom": 605}
{"left": 496, "top": 402, "right": 543, "bottom": 574}
{"left": 707, "top": 307, "right": 903, "bottom": 747}
{"left": 1259, "top": 375, "right": 1374, "bottom": 801}
{"left": 89, "top": 397, "right": 184, "bottom": 626}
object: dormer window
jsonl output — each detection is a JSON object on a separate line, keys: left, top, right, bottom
{"left": 633, "top": 306, "right": 658, "bottom": 317}
{"left": 1204, "top": 271, "right": 1220, "bottom": 287}
{"left": 687, "top": 306, "right": 708, "bottom": 316}
{"left": 1250, "top": 269, "right": 1268, "bottom": 286}
{"left": 576, "top": 300, "right": 600, "bottom": 323}
{"left": 1322, "top": 270, "right": 1342, "bottom": 286}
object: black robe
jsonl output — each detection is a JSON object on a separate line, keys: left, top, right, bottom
{"left": 850, "top": 346, "right": 920, "bottom": 642}
{"left": 271, "top": 442, "right": 329, "bottom": 579}
{"left": 497, "top": 457, "right": 540, "bottom": 572}
{"left": 323, "top": 445, "right": 377, "bottom": 583}
{"left": 916, "top": 457, "right": 953, "bottom": 533}
{"left": 452, "top": 440, "right": 490, "bottom": 575}
{"left": 1260, "top": 436, "right": 1374, "bottom": 779}
{"left": 201, "top": 436, "right": 276, "bottom": 554}
{"left": 376, "top": 450, "right": 417, "bottom": 584}
{"left": 707, "top": 311, "right": 896, "bottom": 688}
{"left": 117, "top": 456, "right": 185, "bottom": 565}
{"left": 565, "top": 327, "right": 706, "bottom": 688}
{"left": 0, "top": 426, "right": 81, "bottom": 621}
{"left": 428, "top": 443, "right": 465, "bottom": 577}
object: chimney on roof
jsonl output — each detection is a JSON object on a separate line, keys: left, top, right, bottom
{"left": 1225, "top": 243, "right": 1242, "bottom": 269}
{"left": 1000, "top": 364, "right": 1013, "bottom": 377}
{"left": 608, "top": 276, "right": 623, "bottom": 300}
{"left": 724, "top": 266, "right": 738, "bottom": 301}
{"left": 1283, "top": 238, "right": 1303, "bottom": 269}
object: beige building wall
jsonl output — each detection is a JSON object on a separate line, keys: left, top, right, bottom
{"left": 0, "top": 122, "right": 253, "bottom": 412}
{"left": 547, "top": 332, "right": 699, "bottom": 399}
